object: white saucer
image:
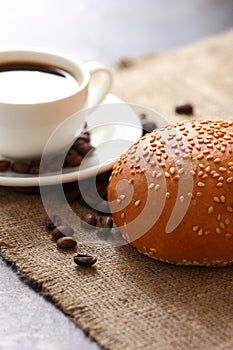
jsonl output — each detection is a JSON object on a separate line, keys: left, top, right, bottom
{"left": 0, "top": 92, "right": 143, "bottom": 187}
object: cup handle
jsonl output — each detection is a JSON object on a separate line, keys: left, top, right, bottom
{"left": 85, "top": 61, "right": 112, "bottom": 110}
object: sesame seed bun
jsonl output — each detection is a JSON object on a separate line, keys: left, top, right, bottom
{"left": 108, "top": 120, "right": 233, "bottom": 267}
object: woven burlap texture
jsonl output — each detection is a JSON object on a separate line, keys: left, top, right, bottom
{"left": 1, "top": 30, "right": 233, "bottom": 350}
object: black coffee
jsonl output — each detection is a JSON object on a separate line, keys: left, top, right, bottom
{"left": 0, "top": 62, "right": 80, "bottom": 104}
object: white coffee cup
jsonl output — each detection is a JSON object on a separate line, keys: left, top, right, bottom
{"left": 0, "top": 50, "right": 112, "bottom": 160}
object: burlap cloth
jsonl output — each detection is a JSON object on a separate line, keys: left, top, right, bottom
{"left": 1, "top": 30, "right": 233, "bottom": 350}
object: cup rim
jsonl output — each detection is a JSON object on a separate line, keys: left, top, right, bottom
{"left": 0, "top": 49, "right": 90, "bottom": 106}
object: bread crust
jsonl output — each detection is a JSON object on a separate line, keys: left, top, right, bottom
{"left": 108, "top": 120, "right": 233, "bottom": 267}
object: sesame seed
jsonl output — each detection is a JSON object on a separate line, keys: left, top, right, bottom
{"left": 170, "top": 167, "right": 175, "bottom": 174}
{"left": 178, "top": 168, "right": 184, "bottom": 174}
{"left": 225, "top": 233, "right": 232, "bottom": 239}
{"left": 227, "top": 177, "right": 233, "bottom": 183}
{"left": 227, "top": 206, "right": 233, "bottom": 213}
{"left": 197, "top": 154, "right": 204, "bottom": 159}
{"left": 134, "top": 200, "right": 141, "bottom": 207}
{"left": 152, "top": 171, "right": 157, "bottom": 178}
{"left": 216, "top": 227, "right": 221, "bottom": 234}
{"left": 217, "top": 214, "right": 221, "bottom": 221}
{"left": 164, "top": 171, "right": 170, "bottom": 178}
{"left": 219, "top": 167, "right": 227, "bottom": 172}
{"left": 213, "top": 196, "right": 220, "bottom": 203}
{"left": 225, "top": 218, "right": 230, "bottom": 225}
{"left": 213, "top": 173, "right": 220, "bottom": 178}
{"left": 180, "top": 195, "right": 185, "bottom": 203}
{"left": 198, "top": 229, "right": 203, "bottom": 236}
{"left": 197, "top": 182, "right": 205, "bottom": 188}
{"left": 219, "top": 222, "right": 225, "bottom": 229}
{"left": 148, "top": 183, "right": 155, "bottom": 190}
{"left": 166, "top": 192, "right": 171, "bottom": 199}
{"left": 192, "top": 225, "right": 199, "bottom": 231}
{"left": 220, "top": 196, "right": 226, "bottom": 203}
{"left": 155, "top": 184, "right": 160, "bottom": 191}
{"left": 121, "top": 212, "right": 125, "bottom": 219}
{"left": 216, "top": 182, "right": 223, "bottom": 188}
{"left": 208, "top": 206, "right": 214, "bottom": 214}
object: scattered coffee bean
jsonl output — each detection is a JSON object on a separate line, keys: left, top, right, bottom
{"left": 63, "top": 182, "right": 80, "bottom": 203}
{"left": 45, "top": 214, "right": 62, "bottom": 231}
{"left": 139, "top": 113, "right": 147, "bottom": 120}
{"left": 142, "top": 121, "right": 157, "bottom": 135}
{"left": 52, "top": 225, "right": 74, "bottom": 241}
{"left": 73, "top": 254, "right": 97, "bottom": 267}
{"left": 81, "top": 213, "right": 97, "bottom": 229}
{"left": 56, "top": 236, "right": 77, "bottom": 249}
{"left": 175, "top": 102, "right": 193, "bottom": 115}
{"left": 117, "top": 58, "right": 134, "bottom": 69}
{"left": 96, "top": 216, "right": 113, "bottom": 236}
{"left": 52, "top": 228, "right": 65, "bottom": 241}
{"left": 0, "top": 160, "right": 11, "bottom": 172}
{"left": 11, "top": 161, "right": 30, "bottom": 174}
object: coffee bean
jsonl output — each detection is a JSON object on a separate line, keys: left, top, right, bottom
{"left": 63, "top": 182, "right": 80, "bottom": 203}
{"left": 175, "top": 102, "right": 193, "bottom": 115}
{"left": 81, "top": 213, "right": 97, "bottom": 229}
{"left": 29, "top": 166, "right": 40, "bottom": 174}
{"left": 117, "top": 58, "right": 134, "bottom": 69}
{"left": 11, "top": 161, "right": 30, "bottom": 174}
{"left": 30, "top": 159, "right": 41, "bottom": 167}
{"left": 139, "top": 113, "right": 147, "bottom": 120}
{"left": 45, "top": 214, "right": 62, "bottom": 231}
{"left": 0, "top": 160, "right": 11, "bottom": 172}
{"left": 75, "top": 142, "right": 95, "bottom": 156}
{"left": 96, "top": 182, "right": 107, "bottom": 200}
{"left": 77, "top": 131, "right": 90, "bottom": 143}
{"left": 52, "top": 225, "right": 74, "bottom": 240}
{"left": 73, "top": 254, "right": 97, "bottom": 267}
{"left": 65, "top": 149, "right": 82, "bottom": 167}
{"left": 142, "top": 121, "right": 157, "bottom": 135}
{"left": 96, "top": 216, "right": 113, "bottom": 235}
{"left": 56, "top": 236, "right": 77, "bottom": 249}
{"left": 44, "top": 155, "right": 64, "bottom": 172}
{"left": 52, "top": 228, "right": 65, "bottom": 241}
